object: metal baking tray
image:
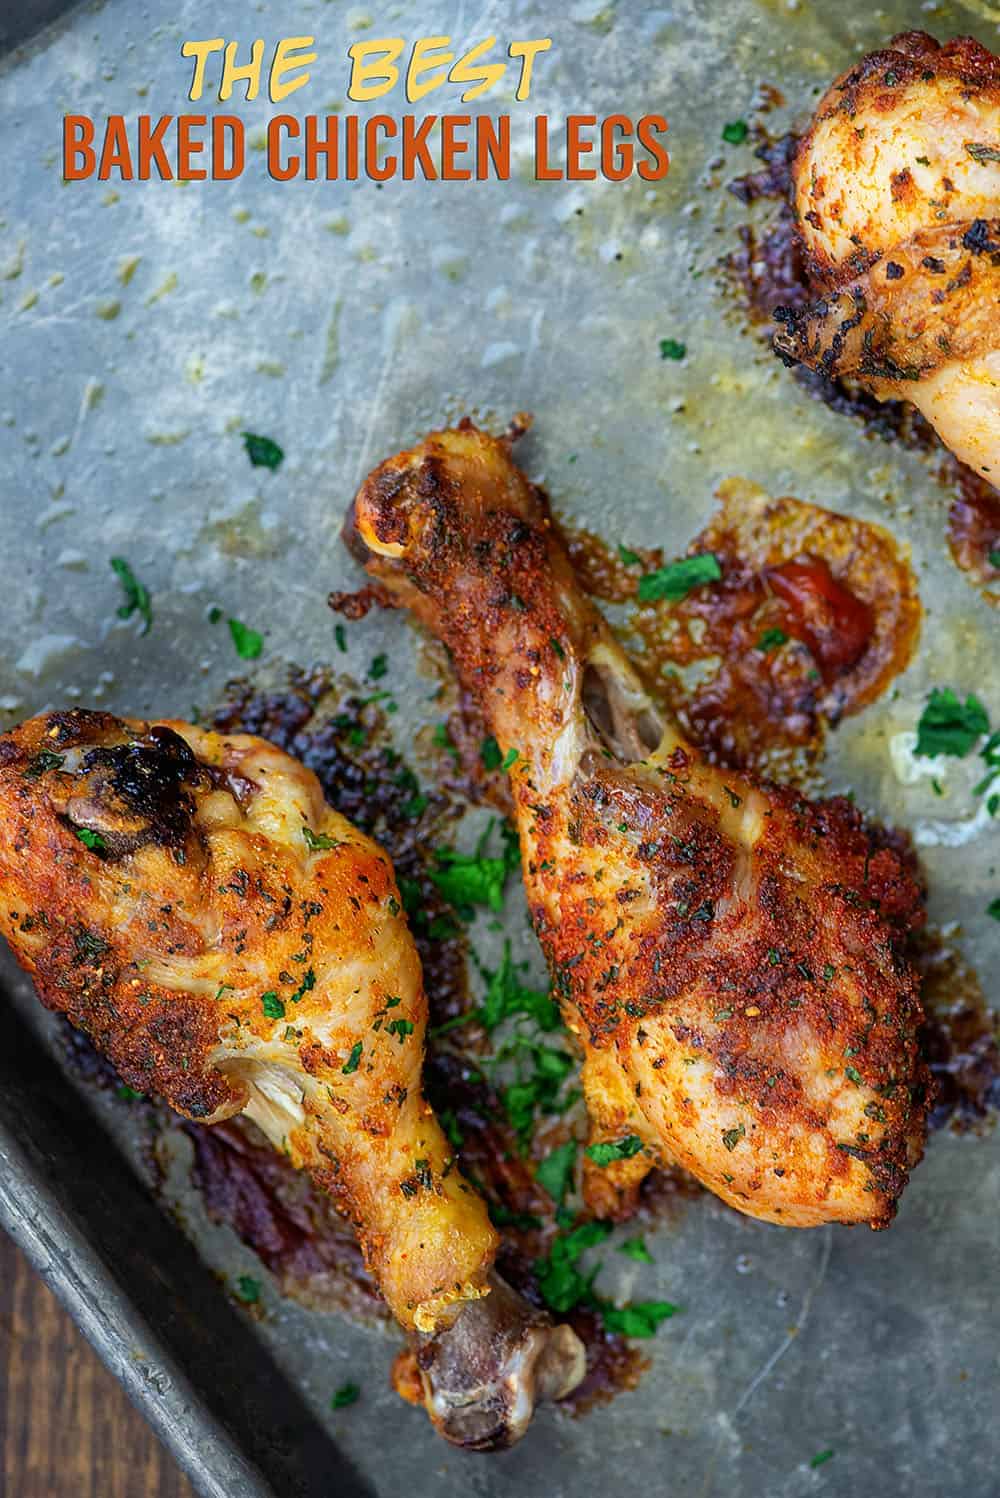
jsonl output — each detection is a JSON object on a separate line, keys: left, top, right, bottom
{"left": 1, "top": 1, "right": 998, "bottom": 1494}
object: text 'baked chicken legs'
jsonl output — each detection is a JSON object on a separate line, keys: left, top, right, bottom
{"left": 345, "top": 420, "right": 930, "bottom": 1229}
{"left": 0, "top": 710, "right": 583, "bottom": 1447}
{"left": 773, "top": 31, "right": 1000, "bottom": 487}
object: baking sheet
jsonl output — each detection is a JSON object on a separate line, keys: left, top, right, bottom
{"left": 1, "top": 0, "right": 998, "bottom": 1494}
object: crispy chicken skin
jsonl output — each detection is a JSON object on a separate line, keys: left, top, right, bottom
{"left": 773, "top": 32, "right": 1000, "bottom": 486}
{"left": 0, "top": 710, "right": 583, "bottom": 1446}
{"left": 344, "top": 421, "right": 930, "bottom": 1230}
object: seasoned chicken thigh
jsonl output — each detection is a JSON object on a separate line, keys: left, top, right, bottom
{"left": 345, "top": 421, "right": 930, "bottom": 1230}
{"left": 773, "top": 31, "right": 1000, "bottom": 488}
{"left": 0, "top": 710, "right": 583, "bottom": 1447}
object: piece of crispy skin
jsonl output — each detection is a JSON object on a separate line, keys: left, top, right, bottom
{"left": 0, "top": 709, "right": 583, "bottom": 1446}
{"left": 344, "top": 420, "right": 930, "bottom": 1230}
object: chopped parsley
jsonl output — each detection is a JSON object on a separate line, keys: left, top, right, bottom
{"left": 619, "top": 545, "right": 641, "bottom": 566}
{"left": 73, "top": 827, "right": 107, "bottom": 852}
{"left": 618, "top": 1235, "right": 653, "bottom": 1264}
{"left": 290, "top": 968, "right": 315, "bottom": 1004}
{"left": 242, "top": 431, "right": 284, "bottom": 469}
{"left": 536, "top": 1139, "right": 578, "bottom": 1203}
{"left": 503, "top": 1041, "right": 575, "bottom": 1144}
{"left": 479, "top": 943, "right": 560, "bottom": 1032}
{"left": 502, "top": 747, "right": 519, "bottom": 771}
{"left": 601, "top": 1300, "right": 679, "bottom": 1338}
{"left": 302, "top": 825, "right": 338, "bottom": 850}
{"left": 116, "top": 1084, "right": 145, "bottom": 1102}
{"left": 535, "top": 1220, "right": 612, "bottom": 1313}
{"left": 367, "top": 653, "right": 388, "bottom": 681}
{"left": 965, "top": 142, "right": 1000, "bottom": 165}
{"left": 989, "top": 549, "right": 1000, "bottom": 569}
{"left": 809, "top": 1449, "right": 835, "bottom": 1469}
{"left": 722, "top": 119, "right": 749, "bottom": 145}
{"left": 235, "top": 1274, "right": 261, "bottom": 1304}
{"left": 987, "top": 898, "right": 1000, "bottom": 921}
{"left": 914, "top": 688, "right": 989, "bottom": 758}
{"left": 334, "top": 623, "right": 347, "bottom": 653}
{"left": 342, "top": 1041, "right": 363, "bottom": 1074}
{"left": 722, "top": 1123, "right": 745, "bottom": 1151}
{"left": 481, "top": 735, "right": 502, "bottom": 771}
{"left": 638, "top": 553, "right": 722, "bottom": 603}
{"left": 658, "top": 337, "right": 687, "bottom": 361}
{"left": 586, "top": 1134, "right": 644, "bottom": 1166}
{"left": 110, "top": 556, "right": 152, "bottom": 635}
{"left": 429, "top": 821, "right": 520, "bottom": 915}
{"left": 845, "top": 1065, "right": 863, "bottom": 1086}
{"left": 433, "top": 722, "right": 459, "bottom": 760}
{"left": 386, "top": 1016, "right": 415, "bottom": 1043}
{"left": 23, "top": 750, "right": 65, "bottom": 780}
{"left": 228, "top": 617, "right": 263, "bottom": 660}
{"left": 261, "top": 991, "right": 285, "bottom": 1020}
{"left": 756, "top": 627, "right": 788, "bottom": 653}
{"left": 331, "top": 1381, "right": 360, "bottom": 1409}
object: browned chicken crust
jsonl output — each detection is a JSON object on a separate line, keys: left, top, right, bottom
{"left": 345, "top": 420, "right": 930, "bottom": 1230}
{"left": 773, "top": 31, "right": 1000, "bottom": 484}
{"left": 0, "top": 709, "right": 497, "bottom": 1330}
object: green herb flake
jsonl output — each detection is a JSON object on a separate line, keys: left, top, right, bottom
{"left": 658, "top": 337, "right": 687, "bottom": 361}
{"left": 536, "top": 1140, "right": 577, "bottom": 1203}
{"left": 845, "top": 1065, "right": 863, "bottom": 1085}
{"left": 23, "top": 750, "right": 66, "bottom": 780}
{"left": 334, "top": 623, "right": 347, "bottom": 653}
{"left": 73, "top": 827, "right": 107, "bottom": 852}
{"left": 601, "top": 1299, "right": 679, "bottom": 1338}
{"left": 722, "top": 119, "right": 749, "bottom": 145}
{"left": 429, "top": 823, "right": 520, "bottom": 914}
{"left": 586, "top": 1134, "right": 644, "bottom": 1167}
{"left": 242, "top": 431, "right": 284, "bottom": 469}
{"left": 342, "top": 1040, "right": 363, "bottom": 1074}
{"left": 228, "top": 617, "right": 263, "bottom": 660}
{"left": 987, "top": 897, "right": 1000, "bottom": 921}
{"left": 302, "top": 825, "right": 338, "bottom": 851}
{"left": 989, "top": 549, "right": 1000, "bottom": 569}
{"left": 809, "top": 1449, "right": 835, "bottom": 1469}
{"left": 638, "top": 554, "right": 722, "bottom": 604}
{"left": 110, "top": 556, "right": 153, "bottom": 635}
{"left": 914, "top": 688, "right": 989, "bottom": 758}
{"left": 116, "top": 1084, "right": 145, "bottom": 1102}
{"left": 756, "top": 627, "right": 788, "bottom": 654}
{"left": 480, "top": 736, "right": 502, "bottom": 771}
{"left": 502, "top": 747, "right": 519, "bottom": 771}
{"left": 235, "top": 1274, "right": 261, "bottom": 1304}
{"left": 208, "top": 605, "right": 222, "bottom": 625}
{"left": 331, "top": 1381, "right": 360, "bottom": 1409}
{"left": 387, "top": 1017, "right": 415, "bottom": 1043}
{"left": 618, "top": 545, "right": 641, "bottom": 566}
{"left": 965, "top": 142, "right": 1000, "bottom": 164}
{"left": 290, "top": 968, "right": 315, "bottom": 1004}
{"left": 367, "top": 652, "right": 388, "bottom": 681}
{"left": 480, "top": 942, "right": 560, "bottom": 1032}
{"left": 261, "top": 991, "right": 286, "bottom": 1020}
{"left": 535, "top": 1220, "right": 613, "bottom": 1313}
{"left": 618, "top": 1235, "right": 653, "bottom": 1264}
{"left": 722, "top": 1123, "right": 745, "bottom": 1151}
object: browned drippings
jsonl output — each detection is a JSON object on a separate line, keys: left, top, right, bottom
{"left": 915, "top": 930, "right": 1000, "bottom": 1132}
{"left": 946, "top": 464, "right": 1000, "bottom": 606}
{"left": 559, "top": 481, "right": 920, "bottom": 777}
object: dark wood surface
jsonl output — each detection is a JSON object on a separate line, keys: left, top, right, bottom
{"left": 0, "top": 1229, "right": 195, "bottom": 1498}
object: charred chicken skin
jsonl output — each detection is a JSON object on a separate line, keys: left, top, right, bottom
{"left": 0, "top": 710, "right": 583, "bottom": 1448}
{"left": 773, "top": 31, "right": 1000, "bottom": 487}
{"left": 345, "top": 421, "right": 930, "bottom": 1230}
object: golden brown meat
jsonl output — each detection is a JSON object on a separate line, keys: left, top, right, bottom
{"left": 772, "top": 31, "right": 1000, "bottom": 488}
{"left": 344, "top": 420, "right": 930, "bottom": 1230}
{"left": 0, "top": 710, "right": 583, "bottom": 1447}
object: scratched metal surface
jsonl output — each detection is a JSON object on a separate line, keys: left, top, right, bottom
{"left": 1, "top": 1, "right": 999, "bottom": 1495}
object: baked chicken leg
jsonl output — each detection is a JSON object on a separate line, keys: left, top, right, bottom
{"left": 773, "top": 31, "right": 1000, "bottom": 488}
{"left": 0, "top": 710, "right": 583, "bottom": 1446}
{"left": 344, "top": 421, "right": 930, "bottom": 1229}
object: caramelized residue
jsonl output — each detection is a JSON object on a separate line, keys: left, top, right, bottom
{"left": 915, "top": 930, "right": 1000, "bottom": 1132}
{"left": 723, "top": 129, "right": 1000, "bottom": 602}
{"left": 561, "top": 479, "right": 920, "bottom": 776}
{"left": 946, "top": 466, "right": 1000, "bottom": 607}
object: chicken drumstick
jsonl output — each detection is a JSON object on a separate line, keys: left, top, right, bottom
{"left": 345, "top": 420, "right": 930, "bottom": 1229}
{"left": 0, "top": 710, "right": 583, "bottom": 1447}
{"left": 773, "top": 31, "right": 1000, "bottom": 488}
